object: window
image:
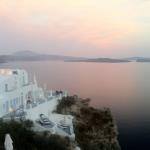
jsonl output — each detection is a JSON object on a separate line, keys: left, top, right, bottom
{"left": 10, "top": 100, "right": 13, "bottom": 108}
{"left": 12, "top": 71, "right": 18, "bottom": 75}
{"left": 6, "top": 101, "right": 9, "bottom": 112}
{"left": 5, "top": 84, "right": 8, "bottom": 92}
{"left": 3, "top": 104, "right": 5, "bottom": 112}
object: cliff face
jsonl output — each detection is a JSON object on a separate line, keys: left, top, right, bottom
{"left": 56, "top": 96, "right": 121, "bottom": 150}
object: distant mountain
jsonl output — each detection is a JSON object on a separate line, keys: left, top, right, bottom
{"left": 0, "top": 50, "right": 86, "bottom": 63}
{"left": 68, "top": 58, "right": 131, "bottom": 63}
{"left": 136, "top": 58, "right": 150, "bottom": 62}
{"left": 0, "top": 55, "right": 6, "bottom": 63}
{"left": 124, "top": 57, "right": 147, "bottom": 61}
{"left": 124, "top": 57, "right": 150, "bottom": 62}
{"left": 13, "top": 50, "right": 40, "bottom": 56}
{"left": 1, "top": 51, "right": 150, "bottom": 64}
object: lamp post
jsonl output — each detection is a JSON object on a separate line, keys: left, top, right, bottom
{"left": 9, "top": 107, "right": 15, "bottom": 120}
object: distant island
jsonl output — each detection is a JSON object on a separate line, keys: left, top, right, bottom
{"left": 136, "top": 58, "right": 150, "bottom": 62}
{"left": 124, "top": 57, "right": 150, "bottom": 62}
{"left": 67, "top": 58, "right": 131, "bottom": 63}
{"left": 0, "top": 50, "right": 150, "bottom": 64}
{"left": 68, "top": 57, "right": 150, "bottom": 63}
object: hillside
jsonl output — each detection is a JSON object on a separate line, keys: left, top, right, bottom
{"left": 0, "top": 51, "right": 85, "bottom": 63}
{"left": 55, "top": 96, "right": 121, "bottom": 150}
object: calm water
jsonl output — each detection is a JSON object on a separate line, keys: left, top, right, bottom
{"left": 1, "top": 61, "right": 150, "bottom": 150}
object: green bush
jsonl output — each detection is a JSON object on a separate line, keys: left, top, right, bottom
{"left": 56, "top": 96, "right": 76, "bottom": 113}
{"left": 0, "top": 120, "right": 70, "bottom": 150}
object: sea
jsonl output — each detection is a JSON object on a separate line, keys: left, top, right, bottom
{"left": 1, "top": 61, "right": 150, "bottom": 150}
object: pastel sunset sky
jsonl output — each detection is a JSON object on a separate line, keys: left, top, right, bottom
{"left": 0, "top": 0, "right": 150, "bottom": 57}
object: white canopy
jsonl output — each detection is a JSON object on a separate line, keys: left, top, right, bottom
{"left": 4, "top": 134, "right": 13, "bottom": 150}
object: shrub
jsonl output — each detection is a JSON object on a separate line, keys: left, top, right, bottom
{"left": 0, "top": 120, "right": 70, "bottom": 150}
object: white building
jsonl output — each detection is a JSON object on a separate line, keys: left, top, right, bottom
{"left": 0, "top": 69, "right": 75, "bottom": 139}
{"left": 0, "top": 69, "right": 57, "bottom": 118}
{"left": 0, "top": 69, "right": 37, "bottom": 117}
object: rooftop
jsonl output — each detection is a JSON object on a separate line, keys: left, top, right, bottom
{"left": 0, "top": 69, "right": 15, "bottom": 75}
{"left": 0, "top": 69, "right": 16, "bottom": 83}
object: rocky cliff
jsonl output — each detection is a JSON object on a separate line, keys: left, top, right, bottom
{"left": 55, "top": 96, "right": 121, "bottom": 150}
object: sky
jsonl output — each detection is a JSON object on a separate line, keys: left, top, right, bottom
{"left": 0, "top": 0, "right": 150, "bottom": 57}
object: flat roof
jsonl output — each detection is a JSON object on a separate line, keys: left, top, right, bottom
{"left": 0, "top": 69, "right": 16, "bottom": 75}
{"left": 0, "top": 69, "right": 19, "bottom": 83}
